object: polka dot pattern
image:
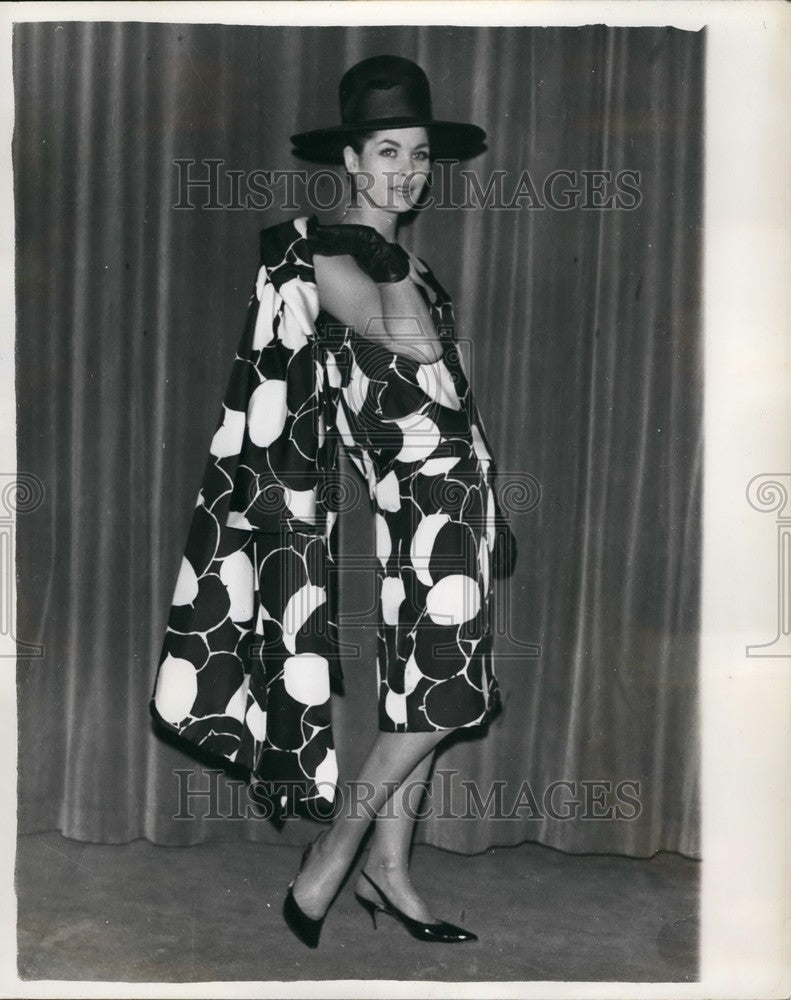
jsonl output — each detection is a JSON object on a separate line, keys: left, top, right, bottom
{"left": 150, "top": 215, "right": 503, "bottom": 815}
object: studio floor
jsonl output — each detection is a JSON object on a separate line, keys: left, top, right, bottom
{"left": 16, "top": 831, "right": 699, "bottom": 984}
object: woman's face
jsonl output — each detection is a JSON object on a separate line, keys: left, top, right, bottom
{"left": 343, "top": 126, "right": 430, "bottom": 214}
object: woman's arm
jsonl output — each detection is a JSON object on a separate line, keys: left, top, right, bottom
{"left": 314, "top": 254, "right": 442, "bottom": 364}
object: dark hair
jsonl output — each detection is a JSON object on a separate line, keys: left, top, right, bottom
{"left": 345, "top": 130, "right": 376, "bottom": 155}
{"left": 345, "top": 129, "right": 434, "bottom": 160}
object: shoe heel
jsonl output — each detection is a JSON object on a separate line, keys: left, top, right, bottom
{"left": 355, "top": 893, "right": 380, "bottom": 930}
{"left": 358, "top": 870, "right": 478, "bottom": 944}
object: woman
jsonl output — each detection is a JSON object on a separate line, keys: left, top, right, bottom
{"left": 281, "top": 55, "right": 509, "bottom": 947}
{"left": 150, "top": 54, "right": 513, "bottom": 949}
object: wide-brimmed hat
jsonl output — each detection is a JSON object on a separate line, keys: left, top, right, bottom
{"left": 290, "top": 55, "right": 487, "bottom": 163}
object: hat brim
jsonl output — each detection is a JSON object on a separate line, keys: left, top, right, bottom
{"left": 290, "top": 119, "right": 487, "bottom": 164}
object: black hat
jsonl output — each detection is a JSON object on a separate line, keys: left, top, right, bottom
{"left": 290, "top": 55, "right": 487, "bottom": 163}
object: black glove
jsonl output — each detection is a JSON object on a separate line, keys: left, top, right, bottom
{"left": 492, "top": 517, "right": 518, "bottom": 580}
{"left": 307, "top": 220, "right": 411, "bottom": 283}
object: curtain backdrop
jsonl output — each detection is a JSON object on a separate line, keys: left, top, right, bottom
{"left": 15, "top": 23, "right": 703, "bottom": 858}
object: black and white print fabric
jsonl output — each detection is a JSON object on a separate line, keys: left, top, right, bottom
{"left": 150, "top": 215, "right": 502, "bottom": 813}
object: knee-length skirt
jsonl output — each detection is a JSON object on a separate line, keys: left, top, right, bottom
{"left": 321, "top": 323, "right": 501, "bottom": 732}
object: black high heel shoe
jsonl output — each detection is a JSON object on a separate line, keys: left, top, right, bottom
{"left": 282, "top": 833, "right": 327, "bottom": 949}
{"left": 354, "top": 870, "right": 478, "bottom": 943}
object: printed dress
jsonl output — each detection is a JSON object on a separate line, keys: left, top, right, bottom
{"left": 150, "top": 215, "right": 503, "bottom": 815}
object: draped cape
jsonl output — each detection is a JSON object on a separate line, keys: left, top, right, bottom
{"left": 149, "top": 215, "right": 501, "bottom": 817}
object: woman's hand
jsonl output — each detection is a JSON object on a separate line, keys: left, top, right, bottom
{"left": 491, "top": 518, "right": 518, "bottom": 579}
{"left": 308, "top": 222, "right": 410, "bottom": 283}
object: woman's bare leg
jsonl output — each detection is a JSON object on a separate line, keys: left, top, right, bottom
{"left": 354, "top": 750, "right": 437, "bottom": 922}
{"left": 291, "top": 730, "right": 451, "bottom": 919}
